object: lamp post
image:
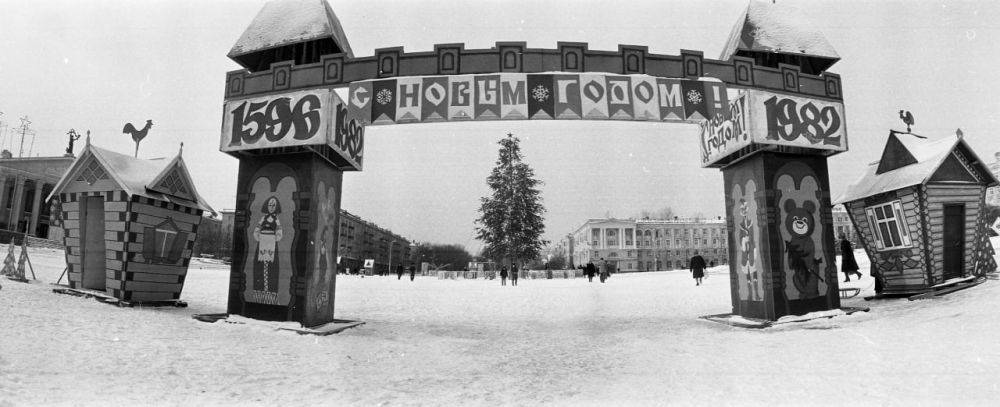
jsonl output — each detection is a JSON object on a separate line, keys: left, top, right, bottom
{"left": 387, "top": 239, "right": 396, "bottom": 277}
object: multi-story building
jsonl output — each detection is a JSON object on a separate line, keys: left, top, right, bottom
{"left": 565, "top": 217, "right": 728, "bottom": 272}
{"left": 986, "top": 152, "right": 1000, "bottom": 206}
{"left": 336, "top": 210, "right": 410, "bottom": 274}
{"left": 0, "top": 154, "right": 74, "bottom": 242}
{"left": 831, "top": 204, "right": 858, "bottom": 246}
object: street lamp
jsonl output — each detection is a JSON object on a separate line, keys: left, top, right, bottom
{"left": 387, "top": 239, "right": 397, "bottom": 276}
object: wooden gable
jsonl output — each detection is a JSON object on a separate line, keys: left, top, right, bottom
{"left": 929, "top": 152, "right": 978, "bottom": 183}
{"left": 876, "top": 133, "right": 918, "bottom": 175}
{"left": 148, "top": 162, "right": 195, "bottom": 201}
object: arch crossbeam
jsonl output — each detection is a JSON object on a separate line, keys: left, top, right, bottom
{"left": 224, "top": 43, "right": 842, "bottom": 103}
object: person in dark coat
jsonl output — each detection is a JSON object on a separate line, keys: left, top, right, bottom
{"left": 585, "top": 261, "right": 596, "bottom": 282}
{"left": 689, "top": 251, "right": 706, "bottom": 286}
{"left": 510, "top": 263, "right": 519, "bottom": 286}
{"left": 839, "top": 233, "right": 863, "bottom": 282}
{"left": 408, "top": 264, "right": 416, "bottom": 281}
{"left": 396, "top": 264, "right": 404, "bottom": 280}
{"left": 500, "top": 266, "right": 508, "bottom": 286}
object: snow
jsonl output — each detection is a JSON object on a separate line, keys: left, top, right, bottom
{"left": 721, "top": 0, "right": 839, "bottom": 61}
{"left": 228, "top": 0, "right": 353, "bottom": 59}
{"left": 3, "top": 244, "right": 1000, "bottom": 405}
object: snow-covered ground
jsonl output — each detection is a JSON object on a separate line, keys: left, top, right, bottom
{"left": 2, "top": 244, "right": 1000, "bottom": 406}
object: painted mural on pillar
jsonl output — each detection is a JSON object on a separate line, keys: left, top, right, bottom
{"left": 731, "top": 179, "right": 762, "bottom": 301}
{"left": 775, "top": 163, "right": 828, "bottom": 300}
{"left": 310, "top": 180, "right": 338, "bottom": 316}
{"left": 243, "top": 166, "right": 298, "bottom": 306}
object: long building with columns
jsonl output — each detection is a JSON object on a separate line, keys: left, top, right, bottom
{"left": 0, "top": 155, "right": 74, "bottom": 243}
{"left": 564, "top": 217, "right": 729, "bottom": 272}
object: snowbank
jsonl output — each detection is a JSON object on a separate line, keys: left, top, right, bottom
{"left": 2, "top": 246, "right": 999, "bottom": 405}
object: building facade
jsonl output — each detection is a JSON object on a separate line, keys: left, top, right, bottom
{"left": 565, "top": 217, "right": 728, "bottom": 272}
{"left": 831, "top": 204, "right": 858, "bottom": 246}
{"left": 336, "top": 210, "right": 410, "bottom": 274}
{"left": 0, "top": 156, "right": 75, "bottom": 242}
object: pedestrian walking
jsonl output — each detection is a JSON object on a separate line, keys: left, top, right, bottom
{"left": 396, "top": 264, "right": 404, "bottom": 280}
{"left": 689, "top": 251, "right": 706, "bottom": 285}
{"left": 500, "top": 266, "right": 508, "bottom": 286}
{"left": 839, "top": 233, "right": 863, "bottom": 282}
{"left": 586, "top": 261, "right": 596, "bottom": 282}
{"left": 408, "top": 264, "right": 416, "bottom": 281}
{"left": 511, "top": 263, "right": 519, "bottom": 286}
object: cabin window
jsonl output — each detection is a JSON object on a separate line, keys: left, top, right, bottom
{"left": 864, "top": 201, "right": 912, "bottom": 251}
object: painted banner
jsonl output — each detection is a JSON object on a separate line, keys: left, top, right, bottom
{"left": 221, "top": 88, "right": 365, "bottom": 170}
{"left": 347, "top": 73, "right": 728, "bottom": 125}
{"left": 700, "top": 89, "right": 847, "bottom": 167}
{"left": 700, "top": 92, "right": 750, "bottom": 167}
{"left": 750, "top": 90, "right": 847, "bottom": 152}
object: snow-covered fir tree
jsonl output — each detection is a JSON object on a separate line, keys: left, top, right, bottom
{"left": 475, "top": 133, "right": 547, "bottom": 266}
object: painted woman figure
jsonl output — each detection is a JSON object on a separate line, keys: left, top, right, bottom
{"left": 252, "top": 196, "right": 283, "bottom": 295}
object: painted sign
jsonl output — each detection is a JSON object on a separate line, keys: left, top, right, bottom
{"left": 222, "top": 88, "right": 332, "bottom": 152}
{"left": 700, "top": 92, "right": 749, "bottom": 166}
{"left": 700, "top": 90, "right": 847, "bottom": 167}
{"left": 222, "top": 88, "right": 365, "bottom": 171}
{"left": 753, "top": 90, "right": 846, "bottom": 151}
{"left": 347, "top": 73, "right": 728, "bottom": 125}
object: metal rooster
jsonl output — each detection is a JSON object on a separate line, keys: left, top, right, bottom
{"left": 898, "top": 110, "right": 914, "bottom": 133}
{"left": 123, "top": 119, "right": 153, "bottom": 157}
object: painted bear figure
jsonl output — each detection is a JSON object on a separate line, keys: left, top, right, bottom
{"left": 784, "top": 200, "right": 822, "bottom": 298}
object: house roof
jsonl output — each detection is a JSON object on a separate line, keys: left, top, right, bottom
{"left": 720, "top": 1, "right": 839, "bottom": 67}
{"left": 228, "top": 0, "right": 353, "bottom": 61}
{"left": 835, "top": 133, "right": 999, "bottom": 204}
{"left": 48, "top": 143, "right": 216, "bottom": 215}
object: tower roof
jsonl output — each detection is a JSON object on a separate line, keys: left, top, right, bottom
{"left": 720, "top": 1, "right": 839, "bottom": 72}
{"left": 228, "top": 0, "right": 353, "bottom": 69}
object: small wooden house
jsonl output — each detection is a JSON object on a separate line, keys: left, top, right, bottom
{"left": 836, "top": 132, "right": 998, "bottom": 294}
{"left": 48, "top": 141, "right": 215, "bottom": 302}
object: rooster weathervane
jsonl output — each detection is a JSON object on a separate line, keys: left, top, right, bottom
{"left": 122, "top": 119, "right": 153, "bottom": 157}
{"left": 898, "top": 110, "right": 914, "bottom": 133}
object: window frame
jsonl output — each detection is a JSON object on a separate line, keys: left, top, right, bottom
{"left": 864, "top": 200, "right": 912, "bottom": 251}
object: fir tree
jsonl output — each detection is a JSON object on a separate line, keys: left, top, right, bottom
{"left": 475, "top": 133, "right": 548, "bottom": 266}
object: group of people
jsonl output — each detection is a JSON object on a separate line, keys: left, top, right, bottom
{"left": 582, "top": 258, "right": 615, "bottom": 283}
{"left": 498, "top": 264, "right": 520, "bottom": 286}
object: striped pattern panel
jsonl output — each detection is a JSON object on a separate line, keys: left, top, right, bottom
{"left": 120, "top": 196, "right": 203, "bottom": 302}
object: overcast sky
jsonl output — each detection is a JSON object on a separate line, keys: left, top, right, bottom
{"left": 1, "top": 0, "right": 998, "bottom": 252}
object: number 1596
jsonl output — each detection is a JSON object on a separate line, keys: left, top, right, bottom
{"left": 228, "top": 94, "right": 322, "bottom": 146}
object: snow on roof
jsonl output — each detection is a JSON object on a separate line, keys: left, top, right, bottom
{"left": 835, "top": 134, "right": 977, "bottom": 204}
{"left": 228, "top": 0, "right": 353, "bottom": 59}
{"left": 49, "top": 143, "right": 215, "bottom": 214}
{"left": 720, "top": 0, "right": 839, "bottom": 62}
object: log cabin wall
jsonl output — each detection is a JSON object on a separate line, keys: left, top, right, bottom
{"left": 123, "top": 196, "right": 203, "bottom": 302}
{"left": 922, "top": 183, "right": 983, "bottom": 284}
{"left": 845, "top": 186, "right": 928, "bottom": 293}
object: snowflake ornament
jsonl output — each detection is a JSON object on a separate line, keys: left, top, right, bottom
{"left": 531, "top": 85, "right": 550, "bottom": 102}
{"left": 375, "top": 89, "right": 393, "bottom": 105}
{"left": 686, "top": 90, "right": 703, "bottom": 104}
